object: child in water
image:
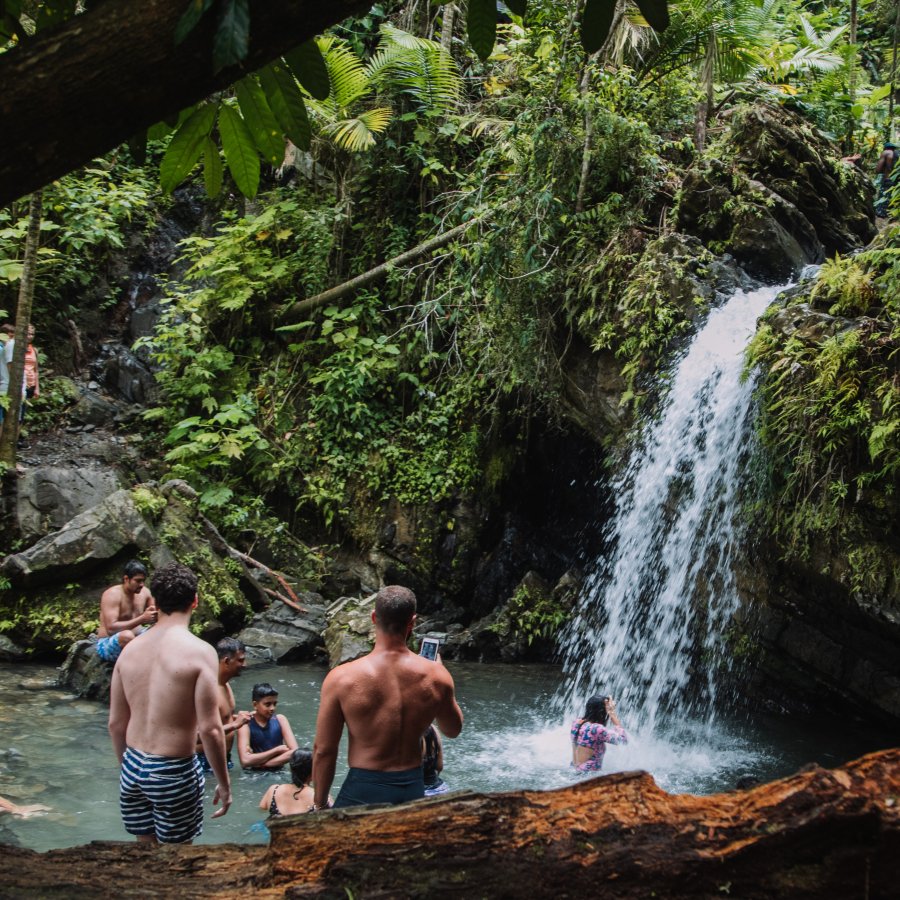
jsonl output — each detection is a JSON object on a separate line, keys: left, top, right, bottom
{"left": 236, "top": 682, "right": 298, "bottom": 770}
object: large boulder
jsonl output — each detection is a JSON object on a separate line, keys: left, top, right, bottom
{"left": 1, "top": 488, "right": 156, "bottom": 585}
{"left": 0, "top": 483, "right": 259, "bottom": 655}
{"left": 323, "top": 594, "right": 376, "bottom": 667}
{"left": 57, "top": 638, "right": 113, "bottom": 701}
{"left": 675, "top": 103, "right": 876, "bottom": 280}
{"left": 15, "top": 466, "right": 122, "bottom": 540}
{"left": 236, "top": 594, "right": 327, "bottom": 663}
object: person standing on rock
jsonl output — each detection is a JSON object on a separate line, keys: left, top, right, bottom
{"left": 95, "top": 560, "right": 157, "bottom": 664}
{"left": 108, "top": 561, "right": 231, "bottom": 843}
{"left": 874, "top": 140, "right": 898, "bottom": 217}
{"left": 195, "top": 637, "right": 252, "bottom": 773}
{"left": 312, "top": 585, "right": 464, "bottom": 809}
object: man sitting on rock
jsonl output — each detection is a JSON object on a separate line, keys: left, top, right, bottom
{"left": 95, "top": 560, "right": 157, "bottom": 664}
{"left": 312, "top": 585, "right": 464, "bottom": 809}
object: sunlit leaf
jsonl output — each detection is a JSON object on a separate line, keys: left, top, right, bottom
{"left": 202, "top": 137, "right": 224, "bottom": 197}
{"left": 219, "top": 103, "right": 260, "bottom": 199}
{"left": 258, "top": 61, "right": 312, "bottom": 151}
{"left": 235, "top": 76, "right": 285, "bottom": 165}
{"left": 160, "top": 103, "right": 217, "bottom": 193}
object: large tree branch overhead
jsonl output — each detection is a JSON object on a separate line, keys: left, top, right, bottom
{"left": 0, "top": 0, "right": 372, "bottom": 207}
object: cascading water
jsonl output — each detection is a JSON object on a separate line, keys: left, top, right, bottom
{"left": 551, "top": 281, "right": 792, "bottom": 784}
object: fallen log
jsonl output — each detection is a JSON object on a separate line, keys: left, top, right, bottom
{"left": 1, "top": 748, "right": 897, "bottom": 898}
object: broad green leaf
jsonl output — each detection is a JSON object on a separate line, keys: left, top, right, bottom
{"left": 202, "top": 137, "right": 224, "bottom": 197}
{"left": 175, "top": 0, "right": 214, "bottom": 45}
{"left": 219, "top": 103, "right": 260, "bottom": 199}
{"left": 467, "top": 0, "right": 497, "bottom": 62}
{"left": 259, "top": 62, "right": 311, "bottom": 151}
{"left": 159, "top": 103, "right": 217, "bottom": 193}
{"left": 868, "top": 84, "right": 892, "bottom": 104}
{"left": 632, "top": 0, "right": 669, "bottom": 33}
{"left": 581, "top": 0, "right": 616, "bottom": 55}
{"left": 235, "top": 76, "right": 285, "bottom": 165}
{"left": 213, "top": 0, "right": 250, "bottom": 72}
{"left": 283, "top": 41, "right": 331, "bottom": 101}
{"left": 504, "top": 0, "right": 527, "bottom": 17}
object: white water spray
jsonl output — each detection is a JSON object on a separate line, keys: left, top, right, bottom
{"left": 557, "top": 282, "right": 789, "bottom": 741}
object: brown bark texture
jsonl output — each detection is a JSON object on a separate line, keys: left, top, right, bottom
{"left": 0, "top": 0, "right": 372, "bottom": 208}
{"left": 0, "top": 748, "right": 897, "bottom": 898}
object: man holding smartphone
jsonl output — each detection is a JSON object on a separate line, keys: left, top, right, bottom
{"left": 312, "top": 585, "right": 463, "bottom": 809}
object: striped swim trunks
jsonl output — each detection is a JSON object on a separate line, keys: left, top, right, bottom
{"left": 120, "top": 747, "right": 204, "bottom": 843}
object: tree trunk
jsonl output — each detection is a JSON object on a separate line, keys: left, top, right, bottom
{"left": 440, "top": 4, "right": 458, "bottom": 53}
{"left": 0, "top": 0, "right": 372, "bottom": 208}
{"left": 283, "top": 217, "right": 480, "bottom": 322}
{"left": 0, "top": 190, "right": 42, "bottom": 468}
{"left": 847, "top": 0, "right": 859, "bottom": 152}
{"left": 0, "top": 748, "right": 896, "bottom": 897}
{"left": 889, "top": 1, "right": 900, "bottom": 135}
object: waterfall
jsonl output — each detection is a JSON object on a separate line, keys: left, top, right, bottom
{"left": 557, "top": 282, "right": 789, "bottom": 738}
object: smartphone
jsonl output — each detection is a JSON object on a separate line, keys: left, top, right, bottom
{"left": 419, "top": 636, "right": 440, "bottom": 661}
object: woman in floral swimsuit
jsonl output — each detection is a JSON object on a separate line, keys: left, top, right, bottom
{"left": 570, "top": 694, "right": 627, "bottom": 773}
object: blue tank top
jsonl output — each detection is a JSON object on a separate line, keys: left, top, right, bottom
{"left": 248, "top": 715, "right": 284, "bottom": 753}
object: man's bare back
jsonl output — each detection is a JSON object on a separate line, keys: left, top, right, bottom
{"left": 333, "top": 648, "right": 458, "bottom": 770}
{"left": 108, "top": 563, "right": 231, "bottom": 843}
{"left": 313, "top": 586, "right": 463, "bottom": 809}
{"left": 111, "top": 623, "right": 217, "bottom": 758}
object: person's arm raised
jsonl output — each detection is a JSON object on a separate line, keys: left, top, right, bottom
{"left": 312, "top": 670, "right": 345, "bottom": 809}
{"left": 195, "top": 650, "right": 232, "bottom": 818}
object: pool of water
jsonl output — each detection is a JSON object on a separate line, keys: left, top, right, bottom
{"left": 0, "top": 660, "right": 892, "bottom": 851}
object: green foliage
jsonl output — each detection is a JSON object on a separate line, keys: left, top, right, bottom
{"left": 20, "top": 375, "right": 79, "bottom": 433}
{"left": 747, "top": 232, "right": 900, "bottom": 591}
{"left": 493, "top": 584, "right": 568, "bottom": 647}
{"left": 131, "top": 486, "right": 168, "bottom": 521}
{"left": 0, "top": 158, "right": 155, "bottom": 317}
{"left": 0, "top": 587, "right": 96, "bottom": 652}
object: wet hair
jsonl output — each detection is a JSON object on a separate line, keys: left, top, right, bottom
{"left": 149, "top": 562, "right": 198, "bottom": 614}
{"left": 289, "top": 748, "right": 313, "bottom": 788}
{"left": 583, "top": 694, "right": 609, "bottom": 726}
{"left": 216, "top": 637, "right": 246, "bottom": 660}
{"left": 123, "top": 560, "right": 148, "bottom": 579}
{"left": 374, "top": 585, "right": 417, "bottom": 635}
{"left": 252, "top": 682, "right": 278, "bottom": 702}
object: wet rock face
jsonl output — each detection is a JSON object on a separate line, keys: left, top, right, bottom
{"left": 675, "top": 103, "right": 876, "bottom": 280}
{"left": 236, "top": 595, "right": 327, "bottom": 664}
{"left": 15, "top": 466, "right": 123, "bottom": 540}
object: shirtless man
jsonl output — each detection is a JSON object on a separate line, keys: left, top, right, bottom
{"left": 312, "top": 585, "right": 463, "bottom": 809}
{"left": 95, "top": 560, "right": 157, "bottom": 664}
{"left": 108, "top": 562, "right": 231, "bottom": 844}
{"left": 196, "top": 637, "right": 252, "bottom": 772}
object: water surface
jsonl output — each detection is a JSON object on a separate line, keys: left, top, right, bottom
{"left": 0, "top": 660, "right": 890, "bottom": 851}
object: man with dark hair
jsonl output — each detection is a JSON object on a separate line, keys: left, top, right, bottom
{"left": 196, "top": 638, "right": 252, "bottom": 773}
{"left": 312, "top": 585, "right": 463, "bottom": 809}
{"left": 95, "top": 559, "right": 156, "bottom": 664}
{"left": 108, "top": 562, "right": 231, "bottom": 844}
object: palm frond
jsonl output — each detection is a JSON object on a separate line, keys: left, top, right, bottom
{"left": 324, "top": 107, "right": 392, "bottom": 152}
{"left": 317, "top": 35, "right": 371, "bottom": 109}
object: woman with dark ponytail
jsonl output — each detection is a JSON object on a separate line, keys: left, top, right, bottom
{"left": 570, "top": 694, "right": 628, "bottom": 774}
